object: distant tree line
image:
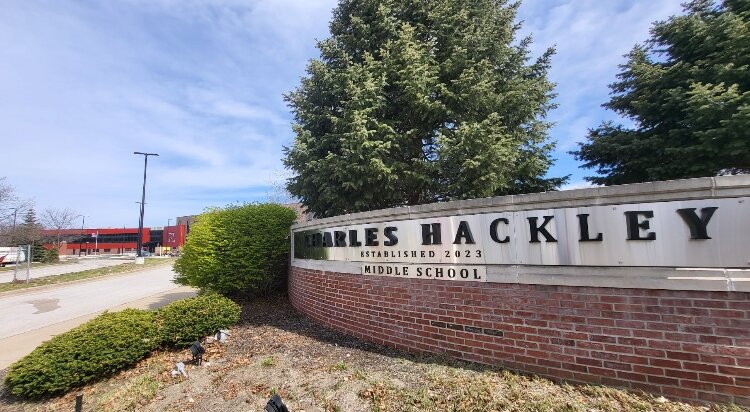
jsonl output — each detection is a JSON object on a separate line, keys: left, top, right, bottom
{"left": 0, "top": 176, "right": 78, "bottom": 261}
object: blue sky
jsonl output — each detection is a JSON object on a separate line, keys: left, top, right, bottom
{"left": 0, "top": 0, "right": 683, "bottom": 228}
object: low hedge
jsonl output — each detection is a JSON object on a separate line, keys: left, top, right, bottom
{"left": 157, "top": 294, "right": 241, "bottom": 347}
{"left": 4, "top": 309, "right": 158, "bottom": 398}
{"left": 4, "top": 295, "right": 241, "bottom": 399}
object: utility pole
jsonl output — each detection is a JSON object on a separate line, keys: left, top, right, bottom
{"left": 134, "top": 152, "right": 158, "bottom": 263}
{"left": 10, "top": 207, "right": 19, "bottom": 282}
{"left": 77, "top": 215, "right": 87, "bottom": 257}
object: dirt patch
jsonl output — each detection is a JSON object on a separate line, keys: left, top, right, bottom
{"left": 0, "top": 295, "right": 745, "bottom": 411}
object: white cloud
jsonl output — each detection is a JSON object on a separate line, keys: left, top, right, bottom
{"left": 0, "top": 0, "right": 686, "bottom": 226}
{"left": 518, "top": 0, "right": 684, "bottom": 149}
{"left": 0, "top": 0, "right": 336, "bottom": 227}
{"left": 561, "top": 180, "right": 598, "bottom": 191}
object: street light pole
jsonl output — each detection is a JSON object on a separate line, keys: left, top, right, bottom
{"left": 134, "top": 152, "right": 158, "bottom": 260}
{"left": 10, "top": 207, "right": 18, "bottom": 282}
{"left": 10, "top": 208, "right": 18, "bottom": 247}
{"left": 78, "top": 215, "right": 86, "bottom": 257}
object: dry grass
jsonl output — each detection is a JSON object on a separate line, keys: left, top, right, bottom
{"left": 360, "top": 367, "right": 746, "bottom": 412}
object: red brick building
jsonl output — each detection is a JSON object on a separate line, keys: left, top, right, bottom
{"left": 43, "top": 225, "right": 186, "bottom": 255}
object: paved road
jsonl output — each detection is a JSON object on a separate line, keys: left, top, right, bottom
{"left": 0, "top": 264, "right": 196, "bottom": 369}
{"left": 0, "top": 257, "right": 131, "bottom": 283}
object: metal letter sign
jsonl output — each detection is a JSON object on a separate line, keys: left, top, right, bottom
{"left": 294, "top": 198, "right": 750, "bottom": 268}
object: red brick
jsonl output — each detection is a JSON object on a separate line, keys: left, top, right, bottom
{"left": 699, "top": 354, "right": 738, "bottom": 366}
{"left": 699, "top": 335, "right": 734, "bottom": 345}
{"left": 633, "top": 365, "right": 664, "bottom": 376}
{"left": 718, "top": 365, "right": 750, "bottom": 378}
{"left": 590, "top": 334, "right": 617, "bottom": 344}
{"left": 600, "top": 295, "right": 627, "bottom": 303}
{"left": 665, "top": 351, "right": 699, "bottom": 361}
{"left": 713, "top": 384, "right": 750, "bottom": 396}
{"left": 693, "top": 300, "right": 727, "bottom": 308}
{"left": 697, "top": 391, "right": 733, "bottom": 403}
{"left": 664, "top": 369, "right": 698, "bottom": 380}
{"left": 588, "top": 366, "right": 617, "bottom": 378}
{"left": 630, "top": 348, "right": 661, "bottom": 359}
{"left": 710, "top": 309, "right": 745, "bottom": 318}
{"left": 647, "top": 375, "right": 679, "bottom": 386}
{"left": 680, "top": 379, "right": 715, "bottom": 391}
{"left": 576, "top": 357, "right": 602, "bottom": 367}
{"left": 699, "top": 373, "right": 735, "bottom": 385}
{"left": 616, "top": 371, "right": 647, "bottom": 382}
{"left": 650, "top": 358, "right": 681, "bottom": 369}
{"left": 661, "top": 386, "right": 697, "bottom": 399}
{"left": 716, "top": 327, "right": 750, "bottom": 338}
{"left": 631, "top": 330, "right": 663, "bottom": 339}
{"left": 619, "top": 355, "right": 650, "bottom": 365}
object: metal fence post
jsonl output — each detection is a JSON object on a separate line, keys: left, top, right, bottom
{"left": 26, "top": 244, "right": 31, "bottom": 283}
{"left": 12, "top": 245, "right": 20, "bottom": 282}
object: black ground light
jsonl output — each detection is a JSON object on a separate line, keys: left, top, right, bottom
{"left": 189, "top": 340, "right": 205, "bottom": 365}
{"left": 264, "top": 394, "right": 289, "bottom": 412}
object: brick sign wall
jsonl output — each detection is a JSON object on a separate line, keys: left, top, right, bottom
{"left": 289, "top": 177, "right": 750, "bottom": 405}
{"left": 289, "top": 268, "right": 749, "bottom": 405}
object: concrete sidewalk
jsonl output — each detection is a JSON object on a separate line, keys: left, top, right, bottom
{"left": 0, "top": 286, "right": 197, "bottom": 370}
{"left": 0, "top": 265, "right": 196, "bottom": 369}
{"left": 0, "top": 258, "right": 131, "bottom": 283}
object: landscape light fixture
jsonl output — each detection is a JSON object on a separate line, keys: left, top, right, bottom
{"left": 264, "top": 394, "right": 289, "bottom": 412}
{"left": 133, "top": 152, "right": 158, "bottom": 258}
{"left": 190, "top": 340, "right": 205, "bottom": 365}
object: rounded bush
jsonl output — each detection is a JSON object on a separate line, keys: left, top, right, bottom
{"left": 4, "top": 309, "right": 158, "bottom": 398}
{"left": 173, "top": 203, "right": 298, "bottom": 296}
{"left": 156, "top": 294, "right": 241, "bottom": 347}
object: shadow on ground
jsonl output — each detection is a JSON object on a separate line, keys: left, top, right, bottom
{"left": 232, "top": 292, "right": 491, "bottom": 373}
{"left": 146, "top": 290, "right": 198, "bottom": 310}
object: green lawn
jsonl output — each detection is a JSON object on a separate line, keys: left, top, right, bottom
{"left": 0, "top": 258, "right": 172, "bottom": 293}
{"left": 0, "top": 260, "right": 75, "bottom": 272}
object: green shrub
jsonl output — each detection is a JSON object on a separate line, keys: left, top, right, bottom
{"left": 31, "top": 244, "right": 58, "bottom": 263}
{"left": 156, "top": 294, "right": 241, "bottom": 347}
{"left": 42, "top": 247, "right": 59, "bottom": 263}
{"left": 33, "top": 245, "right": 59, "bottom": 263}
{"left": 4, "top": 309, "right": 158, "bottom": 398}
{"left": 173, "top": 203, "right": 297, "bottom": 296}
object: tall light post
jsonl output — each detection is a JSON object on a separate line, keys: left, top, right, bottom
{"left": 9, "top": 207, "right": 19, "bottom": 282}
{"left": 9, "top": 207, "right": 18, "bottom": 246}
{"left": 135, "top": 201, "right": 145, "bottom": 255}
{"left": 76, "top": 215, "right": 88, "bottom": 257}
{"left": 134, "top": 152, "right": 158, "bottom": 262}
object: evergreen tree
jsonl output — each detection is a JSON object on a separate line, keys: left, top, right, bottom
{"left": 573, "top": 0, "right": 750, "bottom": 185}
{"left": 284, "top": 0, "right": 566, "bottom": 217}
{"left": 16, "top": 208, "right": 42, "bottom": 246}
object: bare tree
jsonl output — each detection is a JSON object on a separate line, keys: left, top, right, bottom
{"left": 0, "top": 177, "right": 16, "bottom": 218}
{"left": 41, "top": 207, "right": 79, "bottom": 249}
{"left": 0, "top": 178, "right": 33, "bottom": 246}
